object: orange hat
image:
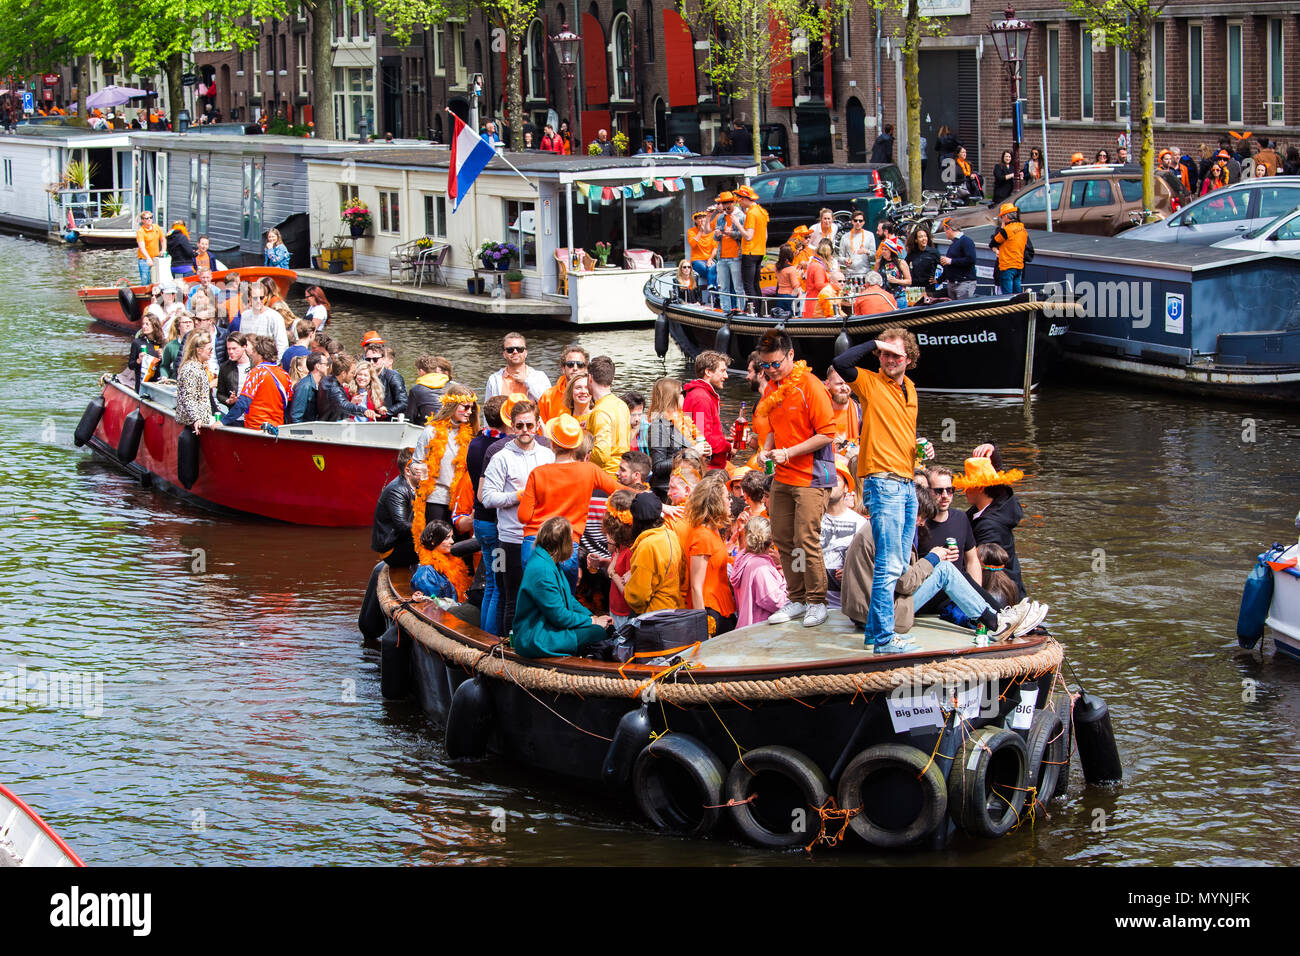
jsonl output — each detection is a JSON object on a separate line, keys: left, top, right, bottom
{"left": 735, "top": 185, "right": 757, "bottom": 200}
{"left": 716, "top": 191, "right": 735, "bottom": 203}
{"left": 834, "top": 460, "right": 855, "bottom": 492}
{"left": 1070, "top": 151, "right": 1085, "bottom": 164}
{"left": 692, "top": 210, "right": 708, "bottom": 220}
{"left": 500, "top": 395, "right": 518, "bottom": 423}
{"left": 727, "top": 464, "right": 753, "bottom": 486}
{"left": 792, "top": 224, "right": 811, "bottom": 237}
{"left": 549, "top": 414, "right": 584, "bottom": 450}
{"left": 951, "top": 456, "right": 1025, "bottom": 491}
{"left": 1217, "top": 149, "right": 1231, "bottom": 160}
{"left": 360, "top": 330, "right": 385, "bottom": 347}
{"left": 999, "top": 202, "right": 1019, "bottom": 216}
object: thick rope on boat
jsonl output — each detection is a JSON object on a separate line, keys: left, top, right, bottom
{"left": 379, "top": 569, "right": 1064, "bottom": 705}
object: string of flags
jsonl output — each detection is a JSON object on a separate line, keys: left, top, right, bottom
{"left": 574, "top": 176, "right": 708, "bottom": 206}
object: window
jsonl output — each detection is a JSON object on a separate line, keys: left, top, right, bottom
{"left": 1188, "top": 23, "right": 1203, "bottom": 123}
{"left": 1275, "top": 216, "right": 1300, "bottom": 242}
{"left": 504, "top": 198, "right": 536, "bottom": 269}
{"left": 1267, "top": 19, "right": 1284, "bottom": 126}
{"left": 252, "top": 47, "right": 261, "bottom": 96}
{"left": 1070, "top": 179, "right": 1113, "bottom": 208}
{"left": 1257, "top": 186, "right": 1300, "bottom": 218}
{"left": 1014, "top": 181, "right": 1064, "bottom": 214}
{"left": 1226, "top": 22, "right": 1242, "bottom": 125}
{"left": 526, "top": 20, "right": 546, "bottom": 100}
{"left": 297, "top": 35, "right": 309, "bottom": 96}
{"left": 241, "top": 158, "right": 263, "bottom": 242}
{"left": 2, "top": 157, "right": 12, "bottom": 188}
{"left": 823, "top": 172, "right": 875, "bottom": 194}
{"left": 1152, "top": 22, "right": 1165, "bottom": 120}
{"left": 752, "top": 177, "right": 781, "bottom": 202}
{"left": 1080, "top": 27, "right": 1093, "bottom": 120}
{"left": 433, "top": 24, "right": 446, "bottom": 75}
{"left": 1115, "top": 48, "right": 1129, "bottom": 119}
{"left": 842, "top": 12, "right": 851, "bottom": 59}
{"left": 1046, "top": 27, "right": 1059, "bottom": 120}
{"left": 1118, "top": 179, "right": 1143, "bottom": 203}
{"left": 378, "top": 190, "right": 400, "bottom": 234}
{"left": 611, "top": 14, "right": 633, "bottom": 101}
{"left": 779, "top": 174, "right": 822, "bottom": 198}
{"left": 1184, "top": 192, "right": 1246, "bottom": 225}
{"left": 452, "top": 23, "right": 467, "bottom": 87}
{"left": 424, "top": 194, "right": 447, "bottom": 237}
{"left": 340, "top": 183, "right": 359, "bottom": 207}
{"left": 198, "top": 158, "right": 209, "bottom": 233}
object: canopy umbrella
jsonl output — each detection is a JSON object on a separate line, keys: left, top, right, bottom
{"left": 86, "top": 85, "right": 149, "bottom": 109}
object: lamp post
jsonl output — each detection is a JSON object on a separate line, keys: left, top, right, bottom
{"left": 550, "top": 23, "right": 581, "bottom": 151}
{"left": 988, "top": 7, "right": 1031, "bottom": 191}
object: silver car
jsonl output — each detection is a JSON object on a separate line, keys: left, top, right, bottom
{"left": 1211, "top": 206, "right": 1300, "bottom": 255}
{"left": 1119, "top": 177, "right": 1300, "bottom": 245}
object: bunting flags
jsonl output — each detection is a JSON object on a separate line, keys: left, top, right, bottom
{"left": 574, "top": 176, "right": 688, "bottom": 206}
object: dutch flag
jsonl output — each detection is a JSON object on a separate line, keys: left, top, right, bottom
{"left": 448, "top": 112, "right": 497, "bottom": 212}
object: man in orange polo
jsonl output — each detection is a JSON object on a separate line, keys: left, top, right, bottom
{"left": 754, "top": 329, "right": 838, "bottom": 628}
{"left": 736, "top": 184, "right": 769, "bottom": 312}
{"left": 687, "top": 210, "right": 717, "bottom": 307}
{"left": 708, "top": 191, "right": 744, "bottom": 312}
{"left": 831, "top": 326, "right": 931, "bottom": 653}
{"left": 135, "top": 211, "right": 164, "bottom": 285}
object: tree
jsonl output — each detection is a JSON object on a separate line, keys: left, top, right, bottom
{"left": 1069, "top": 0, "right": 1167, "bottom": 218}
{"left": 681, "top": 0, "right": 849, "bottom": 166}
{"left": 295, "top": 0, "right": 336, "bottom": 140}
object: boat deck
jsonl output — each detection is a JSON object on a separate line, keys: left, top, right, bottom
{"left": 295, "top": 267, "right": 572, "bottom": 318}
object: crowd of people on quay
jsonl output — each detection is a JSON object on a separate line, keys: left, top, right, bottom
{"left": 369, "top": 328, "right": 1050, "bottom": 659}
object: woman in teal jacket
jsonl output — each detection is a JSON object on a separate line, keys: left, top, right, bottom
{"left": 512, "top": 517, "right": 611, "bottom": 658}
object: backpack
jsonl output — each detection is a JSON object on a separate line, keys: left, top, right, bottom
{"left": 1023, "top": 236, "right": 1035, "bottom": 264}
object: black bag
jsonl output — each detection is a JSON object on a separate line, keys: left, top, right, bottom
{"left": 630, "top": 608, "right": 709, "bottom": 655}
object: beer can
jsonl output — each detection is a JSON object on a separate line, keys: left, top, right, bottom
{"left": 764, "top": 457, "right": 775, "bottom": 475}
{"left": 946, "top": 537, "right": 957, "bottom": 551}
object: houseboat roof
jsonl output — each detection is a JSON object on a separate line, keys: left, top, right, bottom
{"left": 304, "top": 148, "right": 759, "bottom": 183}
{"left": 125, "top": 132, "right": 381, "bottom": 156}
{"left": 7, "top": 124, "right": 134, "bottom": 148}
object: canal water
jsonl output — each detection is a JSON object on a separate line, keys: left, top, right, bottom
{"left": 3, "top": 235, "right": 1298, "bottom": 866}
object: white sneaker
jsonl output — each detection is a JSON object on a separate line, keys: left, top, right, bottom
{"left": 992, "top": 601, "right": 1032, "bottom": 640}
{"left": 767, "top": 601, "right": 806, "bottom": 624}
{"left": 1014, "top": 602, "right": 1050, "bottom": 637}
{"left": 802, "top": 603, "right": 828, "bottom": 627}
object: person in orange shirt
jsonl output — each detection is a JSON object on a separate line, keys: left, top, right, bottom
{"left": 802, "top": 239, "right": 833, "bottom": 318}
{"left": 221, "top": 335, "right": 292, "bottom": 429}
{"left": 687, "top": 210, "right": 717, "bottom": 306}
{"left": 736, "top": 185, "right": 769, "bottom": 310}
{"left": 135, "top": 211, "right": 164, "bottom": 285}
{"left": 679, "top": 476, "right": 738, "bottom": 635}
{"left": 852, "top": 271, "right": 899, "bottom": 316}
{"left": 790, "top": 225, "right": 814, "bottom": 271}
{"left": 824, "top": 365, "right": 861, "bottom": 457}
{"left": 815, "top": 268, "right": 846, "bottom": 318}
{"left": 708, "top": 191, "right": 744, "bottom": 312}
{"left": 536, "top": 344, "right": 588, "bottom": 422}
{"left": 753, "top": 329, "right": 838, "bottom": 628}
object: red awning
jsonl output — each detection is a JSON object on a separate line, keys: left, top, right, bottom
{"left": 770, "top": 16, "right": 793, "bottom": 109}
{"left": 662, "top": 10, "right": 697, "bottom": 108}
{"left": 583, "top": 13, "right": 609, "bottom": 106}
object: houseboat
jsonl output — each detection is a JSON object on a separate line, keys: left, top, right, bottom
{"left": 0, "top": 124, "right": 135, "bottom": 239}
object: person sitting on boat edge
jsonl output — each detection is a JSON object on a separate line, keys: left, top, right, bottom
{"left": 512, "top": 517, "right": 613, "bottom": 658}
{"left": 288, "top": 352, "right": 327, "bottom": 423}
{"left": 624, "top": 492, "right": 685, "bottom": 617}
{"left": 958, "top": 445, "right": 1028, "bottom": 601}
{"left": 821, "top": 462, "right": 867, "bottom": 609}
{"left": 411, "top": 520, "right": 461, "bottom": 602}
{"left": 815, "top": 268, "right": 847, "bottom": 318}
{"left": 372, "top": 448, "right": 426, "bottom": 568}
{"left": 222, "top": 335, "right": 291, "bottom": 430}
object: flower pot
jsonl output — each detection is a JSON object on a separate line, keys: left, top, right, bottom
{"left": 466, "top": 278, "right": 477, "bottom": 294}
{"left": 328, "top": 260, "right": 345, "bottom": 274}
{"left": 350, "top": 224, "right": 365, "bottom": 238}
{"left": 508, "top": 280, "right": 522, "bottom": 298}
{"left": 475, "top": 278, "right": 486, "bottom": 294}
{"left": 496, "top": 260, "right": 510, "bottom": 272}
{"left": 311, "top": 256, "right": 322, "bottom": 270}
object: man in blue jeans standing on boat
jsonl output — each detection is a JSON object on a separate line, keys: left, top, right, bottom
{"left": 709, "top": 192, "right": 745, "bottom": 312}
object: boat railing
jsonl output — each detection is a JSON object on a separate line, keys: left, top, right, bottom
{"left": 48, "top": 188, "right": 133, "bottom": 229}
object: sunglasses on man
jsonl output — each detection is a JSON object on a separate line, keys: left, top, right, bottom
{"left": 755, "top": 354, "right": 788, "bottom": 371}
{"left": 504, "top": 345, "right": 526, "bottom": 354}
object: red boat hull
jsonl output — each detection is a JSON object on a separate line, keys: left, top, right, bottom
{"left": 78, "top": 267, "right": 298, "bottom": 335}
{"left": 89, "top": 380, "right": 411, "bottom": 527}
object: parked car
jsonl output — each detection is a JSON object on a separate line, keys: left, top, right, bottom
{"left": 1210, "top": 205, "right": 1300, "bottom": 255}
{"left": 1119, "top": 176, "right": 1300, "bottom": 246}
{"left": 748, "top": 164, "right": 907, "bottom": 240}
{"left": 945, "top": 165, "right": 1175, "bottom": 236}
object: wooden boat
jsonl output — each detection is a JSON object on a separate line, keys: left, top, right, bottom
{"left": 643, "top": 271, "right": 1080, "bottom": 396}
{"left": 372, "top": 565, "right": 1074, "bottom": 850}
{"left": 77, "top": 266, "right": 298, "bottom": 335}
{"left": 77, "top": 376, "right": 422, "bottom": 527}
{"left": 0, "top": 784, "right": 85, "bottom": 867}
{"left": 74, "top": 227, "right": 139, "bottom": 248}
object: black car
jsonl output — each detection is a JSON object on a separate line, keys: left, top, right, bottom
{"left": 749, "top": 164, "right": 908, "bottom": 241}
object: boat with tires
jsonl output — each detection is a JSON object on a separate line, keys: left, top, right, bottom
{"left": 0, "top": 784, "right": 85, "bottom": 867}
{"left": 369, "top": 563, "right": 1085, "bottom": 851}
{"left": 643, "top": 271, "right": 1078, "bottom": 396}
{"left": 76, "top": 376, "right": 422, "bottom": 527}
{"left": 77, "top": 266, "right": 298, "bottom": 335}
{"left": 1237, "top": 541, "right": 1300, "bottom": 661}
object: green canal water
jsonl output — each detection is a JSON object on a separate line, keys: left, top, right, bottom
{"left": 2, "top": 234, "right": 1298, "bottom": 865}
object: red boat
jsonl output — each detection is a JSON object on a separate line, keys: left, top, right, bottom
{"left": 77, "top": 267, "right": 299, "bottom": 335}
{"left": 0, "top": 783, "right": 85, "bottom": 867}
{"left": 78, "top": 377, "right": 423, "bottom": 527}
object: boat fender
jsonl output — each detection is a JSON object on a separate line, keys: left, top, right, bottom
{"left": 176, "top": 426, "right": 201, "bottom": 489}
{"left": 1236, "top": 550, "right": 1278, "bottom": 649}
{"left": 948, "top": 726, "right": 1029, "bottom": 838}
{"left": 1053, "top": 691, "right": 1073, "bottom": 799}
{"left": 654, "top": 314, "right": 670, "bottom": 358}
{"left": 631, "top": 733, "right": 726, "bottom": 837}
{"left": 118, "top": 284, "right": 138, "bottom": 323}
{"left": 73, "top": 396, "right": 106, "bottom": 448}
{"left": 725, "top": 746, "right": 830, "bottom": 849}
{"left": 601, "top": 705, "right": 652, "bottom": 790}
{"left": 1025, "top": 707, "right": 1067, "bottom": 810}
{"left": 837, "top": 743, "right": 948, "bottom": 849}
{"left": 357, "top": 561, "right": 389, "bottom": 641}
{"left": 117, "top": 409, "right": 145, "bottom": 463}
{"left": 379, "top": 621, "right": 412, "bottom": 700}
{"left": 714, "top": 322, "right": 732, "bottom": 360}
{"left": 834, "top": 328, "right": 852, "bottom": 357}
{"left": 1073, "top": 692, "right": 1123, "bottom": 785}
{"left": 444, "top": 676, "right": 493, "bottom": 759}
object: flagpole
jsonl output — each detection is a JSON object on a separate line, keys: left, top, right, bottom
{"left": 446, "top": 107, "right": 537, "bottom": 193}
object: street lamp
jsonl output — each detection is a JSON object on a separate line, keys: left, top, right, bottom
{"left": 550, "top": 22, "right": 581, "bottom": 151}
{"left": 988, "top": 6, "right": 1031, "bottom": 190}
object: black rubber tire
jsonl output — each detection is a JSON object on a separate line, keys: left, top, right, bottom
{"left": 632, "top": 734, "right": 726, "bottom": 837}
{"left": 1053, "top": 691, "right": 1073, "bottom": 800}
{"left": 948, "top": 726, "right": 1029, "bottom": 838}
{"left": 653, "top": 314, "right": 670, "bottom": 357}
{"left": 837, "top": 743, "right": 948, "bottom": 849}
{"left": 444, "top": 675, "right": 492, "bottom": 759}
{"left": 1025, "top": 708, "right": 1067, "bottom": 810}
{"left": 117, "top": 409, "right": 144, "bottom": 463}
{"left": 118, "top": 284, "right": 138, "bottom": 323}
{"left": 177, "top": 426, "right": 201, "bottom": 489}
{"left": 73, "top": 396, "right": 105, "bottom": 447}
{"left": 378, "top": 622, "right": 411, "bottom": 699}
{"left": 724, "top": 746, "right": 830, "bottom": 849}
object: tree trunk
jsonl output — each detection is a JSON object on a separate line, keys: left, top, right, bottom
{"left": 78, "top": 54, "right": 92, "bottom": 114}
{"left": 752, "top": 81, "right": 762, "bottom": 166}
{"left": 164, "top": 53, "right": 184, "bottom": 122}
{"left": 904, "top": 0, "right": 921, "bottom": 202}
{"left": 308, "top": 0, "right": 336, "bottom": 139}
{"left": 1134, "top": 22, "right": 1155, "bottom": 219}
{"left": 507, "top": 28, "right": 524, "bottom": 150}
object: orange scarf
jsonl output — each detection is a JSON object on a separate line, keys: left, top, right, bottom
{"left": 957, "top": 156, "right": 972, "bottom": 177}
{"left": 411, "top": 417, "right": 472, "bottom": 550}
{"left": 416, "top": 549, "right": 472, "bottom": 602}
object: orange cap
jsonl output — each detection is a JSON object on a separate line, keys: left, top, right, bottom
{"left": 716, "top": 191, "right": 735, "bottom": 203}
{"left": 549, "top": 414, "right": 584, "bottom": 450}
{"left": 360, "top": 330, "right": 385, "bottom": 347}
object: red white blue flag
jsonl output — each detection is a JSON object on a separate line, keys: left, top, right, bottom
{"left": 448, "top": 112, "right": 496, "bottom": 212}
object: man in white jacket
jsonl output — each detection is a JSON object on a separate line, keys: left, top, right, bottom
{"left": 478, "top": 399, "right": 554, "bottom": 636}
{"left": 236, "top": 286, "right": 289, "bottom": 360}
{"left": 837, "top": 211, "right": 876, "bottom": 281}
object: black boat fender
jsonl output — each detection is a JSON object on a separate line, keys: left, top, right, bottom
{"left": 1073, "top": 692, "right": 1123, "bottom": 785}
{"left": 714, "top": 321, "right": 732, "bottom": 360}
{"left": 654, "top": 314, "right": 670, "bottom": 358}
{"left": 357, "top": 561, "right": 389, "bottom": 641}
{"left": 444, "top": 675, "right": 493, "bottom": 759}
{"left": 379, "top": 621, "right": 412, "bottom": 699}
{"left": 631, "top": 733, "right": 726, "bottom": 837}
{"left": 118, "top": 284, "right": 138, "bottom": 323}
{"left": 834, "top": 326, "right": 852, "bottom": 357}
{"left": 724, "top": 745, "right": 830, "bottom": 849}
{"left": 836, "top": 743, "right": 948, "bottom": 849}
{"left": 1237, "top": 548, "right": 1280, "bottom": 649}
{"left": 948, "top": 726, "right": 1029, "bottom": 838}
{"left": 601, "top": 705, "right": 651, "bottom": 789}
{"left": 177, "top": 426, "right": 201, "bottom": 489}
{"left": 117, "top": 408, "right": 145, "bottom": 463}
{"left": 1025, "top": 707, "right": 1067, "bottom": 810}
{"left": 73, "top": 396, "right": 105, "bottom": 447}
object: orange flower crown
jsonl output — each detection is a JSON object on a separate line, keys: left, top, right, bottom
{"left": 440, "top": 390, "right": 478, "bottom": 406}
{"left": 606, "top": 506, "right": 633, "bottom": 525}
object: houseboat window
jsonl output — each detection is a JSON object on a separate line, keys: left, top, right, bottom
{"left": 2, "top": 158, "right": 12, "bottom": 188}
{"left": 424, "top": 194, "right": 447, "bottom": 237}
{"left": 241, "top": 158, "right": 263, "bottom": 241}
{"left": 379, "top": 190, "right": 401, "bottom": 234}
{"left": 340, "top": 183, "right": 359, "bottom": 208}
{"left": 197, "top": 158, "right": 209, "bottom": 233}
{"left": 504, "top": 199, "right": 536, "bottom": 269}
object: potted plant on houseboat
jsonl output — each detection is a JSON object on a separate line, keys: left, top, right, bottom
{"left": 479, "top": 240, "right": 518, "bottom": 272}
{"left": 341, "top": 199, "right": 372, "bottom": 238}
{"left": 592, "top": 241, "right": 612, "bottom": 267}
{"left": 505, "top": 269, "right": 524, "bottom": 298}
